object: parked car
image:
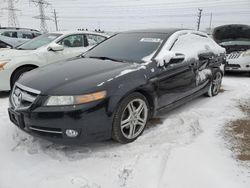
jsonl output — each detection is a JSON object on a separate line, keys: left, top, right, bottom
{"left": 213, "top": 24, "right": 250, "bottom": 76}
{"left": 0, "top": 27, "right": 41, "bottom": 40}
{"left": 0, "top": 35, "right": 29, "bottom": 49}
{"left": 0, "top": 31, "right": 109, "bottom": 91}
{"left": 8, "top": 28, "right": 225, "bottom": 144}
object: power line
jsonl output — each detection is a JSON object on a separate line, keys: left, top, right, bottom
{"left": 31, "top": 0, "right": 51, "bottom": 33}
{"left": 197, "top": 8, "right": 203, "bottom": 31}
{"left": 51, "top": 0, "right": 250, "bottom": 9}
{"left": 209, "top": 12, "right": 213, "bottom": 32}
{"left": 52, "top": 8, "right": 58, "bottom": 31}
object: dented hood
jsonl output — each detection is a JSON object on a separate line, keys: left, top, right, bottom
{"left": 212, "top": 24, "right": 250, "bottom": 44}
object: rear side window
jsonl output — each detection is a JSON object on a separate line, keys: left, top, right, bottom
{"left": 59, "top": 34, "right": 86, "bottom": 47}
{"left": 85, "top": 34, "right": 106, "bottom": 46}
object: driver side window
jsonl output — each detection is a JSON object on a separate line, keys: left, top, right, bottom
{"left": 59, "top": 34, "right": 85, "bottom": 48}
{"left": 171, "top": 33, "right": 209, "bottom": 59}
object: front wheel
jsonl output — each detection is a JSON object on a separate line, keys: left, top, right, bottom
{"left": 206, "top": 70, "right": 223, "bottom": 97}
{"left": 112, "top": 92, "right": 149, "bottom": 144}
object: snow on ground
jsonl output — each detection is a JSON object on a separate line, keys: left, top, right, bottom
{"left": 0, "top": 75, "right": 250, "bottom": 188}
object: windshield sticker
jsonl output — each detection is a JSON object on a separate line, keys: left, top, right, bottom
{"left": 140, "top": 38, "right": 162, "bottom": 43}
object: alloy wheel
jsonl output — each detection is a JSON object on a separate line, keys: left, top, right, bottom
{"left": 120, "top": 99, "right": 148, "bottom": 139}
{"left": 212, "top": 72, "right": 222, "bottom": 94}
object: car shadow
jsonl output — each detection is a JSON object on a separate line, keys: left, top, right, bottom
{"left": 0, "top": 91, "right": 10, "bottom": 99}
{"left": 225, "top": 72, "right": 250, "bottom": 78}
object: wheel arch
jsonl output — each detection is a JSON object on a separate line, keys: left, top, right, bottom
{"left": 10, "top": 64, "right": 39, "bottom": 86}
{"left": 109, "top": 88, "right": 157, "bottom": 119}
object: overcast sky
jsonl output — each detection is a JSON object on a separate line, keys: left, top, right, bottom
{"left": 0, "top": 0, "right": 249, "bottom": 32}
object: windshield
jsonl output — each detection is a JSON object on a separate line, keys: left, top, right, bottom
{"left": 220, "top": 40, "right": 250, "bottom": 46}
{"left": 85, "top": 33, "right": 166, "bottom": 63}
{"left": 17, "top": 33, "right": 61, "bottom": 50}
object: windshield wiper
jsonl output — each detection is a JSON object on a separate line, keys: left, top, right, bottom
{"left": 88, "top": 56, "right": 125, "bottom": 62}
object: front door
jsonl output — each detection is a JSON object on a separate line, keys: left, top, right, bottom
{"left": 156, "top": 59, "right": 197, "bottom": 108}
{"left": 46, "top": 34, "right": 90, "bottom": 64}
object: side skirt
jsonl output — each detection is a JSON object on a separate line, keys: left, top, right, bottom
{"left": 155, "top": 85, "right": 210, "bottom": 116}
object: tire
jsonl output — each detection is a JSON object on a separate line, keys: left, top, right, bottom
{"left": 206, "top": 70, "right": 223, "bottom": 97}
{"left": 112, "top": 92, "right": 149, "bottom": 144}
{"left": 11, "top": 66, "right": 36, "bottom": 89}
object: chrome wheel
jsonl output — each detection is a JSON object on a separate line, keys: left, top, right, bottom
{"left": 212, "top": 72, "right": 222, "bottom": 94}
{"left": 120, "top": 99, "right": 148, "bottom": 139}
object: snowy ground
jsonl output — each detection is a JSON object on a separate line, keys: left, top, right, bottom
{"left": 0, "top": 75, "right": 249, "bottom": 188}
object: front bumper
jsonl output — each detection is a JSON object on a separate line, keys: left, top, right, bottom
{"left": 225, "top": 65, "right": 250, "bottom": 72}
{"left": 225, "top": 57, "right": 250, "bottom": 72}
{"left": 0, "top": 69, "right": 12, "bottom": 91}
{"left": 8, "top": 100, "right": 113, "bottom": 145}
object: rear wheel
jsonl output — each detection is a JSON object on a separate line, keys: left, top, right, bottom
{"left": 206, "top": 70, "right": 223, "bottom": 97}
{"left": 112, "top": 92, "right": 149, "bottom": 144}
{"left": 11, "top": 66, "right": 36, "bottom": 89}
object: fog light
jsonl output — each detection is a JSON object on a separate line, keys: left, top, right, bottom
{"left": 65, "top": 129, "right": 79, "bottom": 138}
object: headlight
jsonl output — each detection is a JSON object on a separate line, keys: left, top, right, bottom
{"left": 45, "top": 91, "right": 107, "bottom": 106}
{"left": 242, "top": 50, "right": 250, "bottom": 57}
{"left": 0, "top": 59, "right": 10, "bottom": 70}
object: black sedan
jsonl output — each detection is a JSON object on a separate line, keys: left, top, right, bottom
{"left": 8, "top": 28, "right": 226, "bottom": 144}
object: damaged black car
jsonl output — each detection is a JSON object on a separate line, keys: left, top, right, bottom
{"left": 8, "top": 29, "right": 225, "bottom": 144}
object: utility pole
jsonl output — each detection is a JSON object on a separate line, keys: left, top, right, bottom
{"left": 31, "top": 0, "right": 51, "bottom": 33}
{"left": 209, "top": 12, "right": 213, "bottom": 33}
{"left": 3, "top": 0, "right": 20, "bottom": 27}
{"left": 52, "top": 8, "right": 58, "bottom": 31}
{"left": 197, "top": 8, "right": 203, "bottom": 31}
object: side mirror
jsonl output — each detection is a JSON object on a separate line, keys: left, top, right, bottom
{"left": 198, "top": 52, "right": 213, "bottom": 60}
{"left": 168, "top": 53, "right": 185, "bottom": 65}
{"left": 48, "top": 43, "right": 64, "bottom": 52}
{"left": 156, "top": 52, "right": 185, "bottom": 67}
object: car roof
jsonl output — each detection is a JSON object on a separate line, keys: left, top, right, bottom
{"left": 0, "top": 27, "right": 40, "bottom": 32}
{"left": 49, "top": 30, "right": 109, "bottom": 37}
{"left": 122, "top": 28, "right": 185, "bottom": 34}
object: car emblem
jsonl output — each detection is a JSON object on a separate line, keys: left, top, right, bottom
{"left": 12, "top": 88, "right": 22, "bottom": 109}
{"left": 16, "top": 92, "right": 22, "bottom": 107}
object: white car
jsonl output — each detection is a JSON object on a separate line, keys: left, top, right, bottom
{"left": 0, "top": 31, "right": 109, "bottom": 91}
{"left": 213, "top": 24, "right": 250, "bottom": 76}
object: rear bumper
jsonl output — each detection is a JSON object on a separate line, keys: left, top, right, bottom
{"left": 0, "top": 69, "right": 11, "bottom": 91}
{"left": 8, "top": 100, "right": 113, "bottom": 145}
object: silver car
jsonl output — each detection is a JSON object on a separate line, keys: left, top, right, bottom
{"left": 213, "top": 24, "right": 250, "bottom": 76}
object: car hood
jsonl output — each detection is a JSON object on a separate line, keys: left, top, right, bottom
{"left": 18, "top": 58, "right": 143, "bottom": 95}
{"left": 0, "top": 49, "right": 35, "bottom": 60}
{"left": 212, "top": 24, "right": 250, "bottom": 44}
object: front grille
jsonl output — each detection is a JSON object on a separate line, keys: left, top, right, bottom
{"left": 11, "top": 83, "right": 40, "bottom": 110}
{"left": 29, "top": 126, "right": 63, "bottom": 138}
{"left": 226, "top": 52, "right": 242, "bottom": 59}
